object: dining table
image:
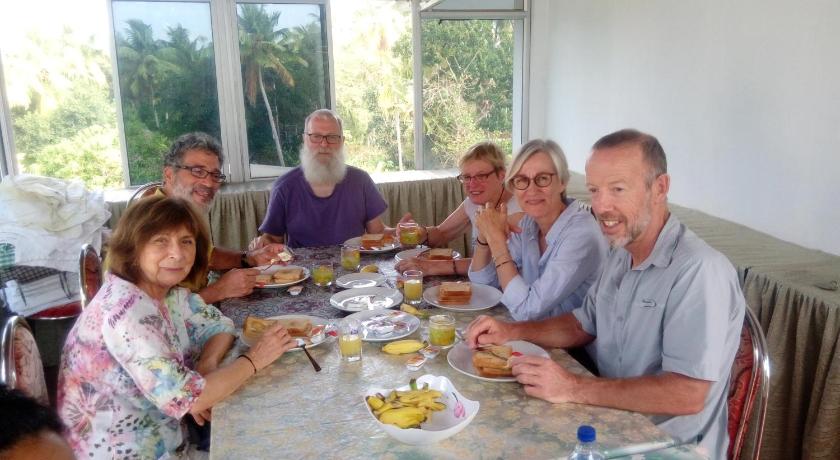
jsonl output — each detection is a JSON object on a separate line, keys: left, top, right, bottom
{"left": 211, "top": 245, "right": 705, "bottom": 459}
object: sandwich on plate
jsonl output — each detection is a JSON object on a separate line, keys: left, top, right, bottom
{"left": 272, "top": 267, "right": 304, "bottom": 283}
{"left": 425, "top": 248, "right": 454, "bottom": 260}
{"left": 437, "top": 281, "right": 472, "bottom": 305}
{"left": 472, "top": 344, "right": 513, "bottom": 378}
{"left": 360, "top": 233, "right": 394, "bottom": 249}
{"left": 243, "top": 316, "right": 313, "bottom": 343}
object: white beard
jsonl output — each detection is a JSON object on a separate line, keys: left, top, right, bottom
{"left": 300, "top": 144, "right": 347, "bottom": 185}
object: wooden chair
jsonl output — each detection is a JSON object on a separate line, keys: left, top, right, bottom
{"left": 727, "top": 306, "right": 770, "bottom": 459}
{"left": 1, "top": 315, "right": 49, "bottom": 406}
{"left": 79, "top": 244, "right": 103, "bottom": 309}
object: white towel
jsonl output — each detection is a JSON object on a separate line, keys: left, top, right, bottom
{"left": 2, "top": 273, "right": 80, "bottom": 316}
{"left": 0, "top": 174, "right": 110, "bottom": 273}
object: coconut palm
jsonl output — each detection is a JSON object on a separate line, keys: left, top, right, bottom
{"left": 117, "top": 19, "right": 177, "bottom": 129}
{"left": 238, "top": 4, "right": 306, "bottom": 166}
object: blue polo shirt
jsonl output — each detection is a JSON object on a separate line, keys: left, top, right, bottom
{"left": 573, "top": 214, "right": 745, "bottom": 459}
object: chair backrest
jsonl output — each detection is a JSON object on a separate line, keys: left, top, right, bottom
{"left": 727, "top": 306, "right": 770, "bottom": 460}
{"left": 79, "top": 244, "right": 103, "bottom": 309}
{"left": 128, "top": 181, "right": 162, "bottom": 206}
{"left": 1, "top": 315, "right": 49, "bottom": 406}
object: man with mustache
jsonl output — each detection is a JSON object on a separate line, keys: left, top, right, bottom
{"left": 466, "top": 129, "right": 745, "bottom": 459}
{"left": 159, "top": 132, "right": 287, "bottom": 304}
{"left": 251, "top": 109, "right": 389, "bottom": 248}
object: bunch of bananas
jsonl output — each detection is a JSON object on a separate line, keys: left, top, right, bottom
{"left": 382, "top": 339, "right": 425, "bottom": 355}
{"left": 366, "top": 382, "right": 446, "bottom": 429}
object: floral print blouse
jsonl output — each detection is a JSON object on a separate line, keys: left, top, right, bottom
{"left": 58, "top": 273, "right": 235, "bottom": 459}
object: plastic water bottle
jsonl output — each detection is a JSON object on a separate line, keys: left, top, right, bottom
{"left": 567, "top": 425, "right": 606, "bottom": 460}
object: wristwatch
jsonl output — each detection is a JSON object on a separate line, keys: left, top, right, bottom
{"left": 240, "top": 252, "right": 251, "bottom": 268}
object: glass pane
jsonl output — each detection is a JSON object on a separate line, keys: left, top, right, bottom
{"left": 421, "top": 19, "right": 515, "bottom": 168}
{"left": 0, "top": 0, "right": 122, "bottom": 189}
{"left": 112, "top": 1, "right": 221, "bottom": 185}
{"left": 424, "top": 0, "right": 524, "bottom": 11}
{"left": 332, "top": 0, "right": 414, "bottom": 172}
{"left": 237, "top": 3, "right": 329, "bottom": 178}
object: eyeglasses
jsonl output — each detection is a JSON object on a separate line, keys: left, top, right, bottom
{"left": 174, "top": 165, "right": 226, "bottom": 183}
{"left": 510, "top": 173, "right": 555, "bottom": 190}
{"left": 306, "top": 133, "right": 343, "bottom": 144}
{"left": 456, "top": 170, "right": 497, "bottom": 184}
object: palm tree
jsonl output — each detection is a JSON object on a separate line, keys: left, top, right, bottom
{"left": 117, "top": 19, "right": 177, "bottom": 129}
{"left": 238, "top": 4, "right": 306, "bottom": 166}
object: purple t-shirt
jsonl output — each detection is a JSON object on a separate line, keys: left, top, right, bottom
{"left": 259, "top": 166, "right": 388, "bottom": 248}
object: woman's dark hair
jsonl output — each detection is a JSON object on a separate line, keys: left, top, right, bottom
{"left": 109, "top": 195, "right": 211, "bottom": 288}
{"left": 0, "top": 385, "right": 66, "bottom": 451}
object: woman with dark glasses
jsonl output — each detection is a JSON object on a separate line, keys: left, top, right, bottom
{"left": 469, "top": 139, "right": 606, "bottom": 321}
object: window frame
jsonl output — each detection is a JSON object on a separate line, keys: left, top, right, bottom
{"left": 0, "top": 51, "right": 16, "bottom": 177}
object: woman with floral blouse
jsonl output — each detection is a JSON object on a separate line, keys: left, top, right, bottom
{"left": 58, "top": 196, "right": 296, "bottom": 458}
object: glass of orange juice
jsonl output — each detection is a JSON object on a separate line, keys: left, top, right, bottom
{"left": 338, "top": 318, "right": 362, "bottom": 362}
{"left": 341, "top": 244, "right": 361, "bottom": 271}
{"left": 398, "top": 222, "right": 421, "bottom": 248}
{"left": 402, "top": 270, "right": 423, "bottom": 305}
{"left": 312, "top": 261, "right": 335, "bottom": 287}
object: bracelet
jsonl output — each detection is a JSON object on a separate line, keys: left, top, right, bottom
{"left": 476, "top": 238, "right": 488, "bottom": 246}
{"left": 423, "top": 226, "right": 431, "bottom": 244}
{"left": 495, "top": 259, "right": 514, "bottom": 269}
{"left": 237, "top": 354, "right": 257, "bottom": 374}
{"left": 240, "top": 252, "right": 251, "bottom": 268}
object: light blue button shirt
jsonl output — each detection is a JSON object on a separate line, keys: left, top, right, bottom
{"left": 572, "top": 214, "right": 745, "bottom": 460}
{"left": 469, "top": 199, "right": 607, "bottom": 320}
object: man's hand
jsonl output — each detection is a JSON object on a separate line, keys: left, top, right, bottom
{"left": 247, "top": 322, "right": 297, "bottom": 370}
{"left": 395, "top": 257, "right": 436, "bottom": 275}
{"left": 465, "top": 315, "right": 516, "bottom": 348}
{"left": 511, "top": 355, "right": 582, "bottom": 404}
{"left": 248, "top": 234, "right": 283, "bottom": 251}
{"left": 247, "top": 243, "right": 290, "bottom": 266}
{"left": 214, "top": 268, "right": 259, "bottom": 299}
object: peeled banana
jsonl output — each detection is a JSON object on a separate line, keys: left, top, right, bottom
{"left": 400, "top": 303, "right": 430, "bottom": 319}
{"left": 366, "top": 382, "right": 447, "bottom": 429}
{"left": 382, "top": 339, "right": 426, "bottom": 355}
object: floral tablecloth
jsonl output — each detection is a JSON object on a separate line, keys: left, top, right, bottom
{"left": 213, "top": 246, "right": 698, "bottom": 459}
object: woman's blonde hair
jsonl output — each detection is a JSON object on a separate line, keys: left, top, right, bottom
{"left": 506, "top": 139, "right": 570, "bottom": 201}
{"left": 459, "top": 141, "right": 507, "bottom": 171}
{"left": 109, "top": 195, "right": 211, "bottom": 289}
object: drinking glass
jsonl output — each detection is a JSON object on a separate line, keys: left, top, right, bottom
{"left": 341, "top": 244, "right": 361, "bottom": 271}
{"left": 338, "top": 318, "right": 363, "bottom": 362}
{"left": 428, "top": 314, "right": 456, "bottom": 347}
{"left": 312, "top": 261, "right": 335, "bottom": 287}
{"left": 398, "top": 222, "right": 422, "bottom": 249}
{"left": 402, "top": 270, "right": 423, "bottom": 305}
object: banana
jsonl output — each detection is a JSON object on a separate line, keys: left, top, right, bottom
{"left": 400, "top": 303, "right": 430, "bottom": 319}
{"left": 378, "top": 407, "right": 428, "bottom": 429}
{"left": 366, "top": 395, "right": 385, "bottom": 411}
{"left": 382, "top": 339, "right": 426, "bottom": 355}
{"left": 368, "top": 380, "right": 447, "bottom": 429}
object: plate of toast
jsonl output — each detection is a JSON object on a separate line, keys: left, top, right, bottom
{"left": 345, "top": 234, "right": 399, "bottom": 253}
{"left": 423, "top": 282, "right": 502, "bottom": 311}
{"left": 394, "top": 247, "right": 462, "bottom": 262}
{"left": 240, "top": 314, "right": 331, "bottom": 350}
{"left": 254, "top": 265, "right": 310, "bottom": 288}
{"left": 446, "top": 341, "right": 550, "bottom": 382}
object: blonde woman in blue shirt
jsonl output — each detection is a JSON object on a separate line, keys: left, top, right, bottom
{"left": 469, "top": 139, "right": 606, "bottom": 320}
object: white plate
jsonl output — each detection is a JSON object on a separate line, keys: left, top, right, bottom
{"left": 346, "top": 309, "right": 421, "bottom": 342}
{"left": 394, "top": 247, "right": 462, "bottom": 262}
{"left": 365, "top": 374, "right": 479, "bottom": 445}
{"left": 422, "top": 284, "right": 502, "bottom": 311}
{"left": 447, "top": 340, "right": 550, "bottom": 382}
{"left": 344, "top": 236, "right": 400, "bottom": 253}
{"left": 254, "top": 265, "right": 310, "bottom": 288}
{"left": 239, "top": 314, "right": 332, "bottom": 351}
{"left": 329, "top": 287, "right": 403, "bottom": 312}
{"left": 336, "top": 272, "right": 386, "bottom": 289}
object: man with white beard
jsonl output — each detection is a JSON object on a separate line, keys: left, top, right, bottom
{"left": 466, "top": 129, "right": 745, "bottom": 459}
{"left": 252, "top": 109, "right": 389, "bottom": 248}
{"left": 158, "top": 132, "right": 288, "bottom": 304}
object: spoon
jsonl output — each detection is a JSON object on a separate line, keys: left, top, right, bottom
{"left": 297, "top": 339, "right": 321, "bottom": 372}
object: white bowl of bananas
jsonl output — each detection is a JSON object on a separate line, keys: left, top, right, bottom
{"left": 364, "top": 374, "right": 479, "bottom": 445}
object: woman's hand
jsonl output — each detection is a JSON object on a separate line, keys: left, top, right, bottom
{"left": 475, "top": 202, "right": 509, "bottom": 245}
{"left": 246, "top": 323, "right": 297, "bottom": 371}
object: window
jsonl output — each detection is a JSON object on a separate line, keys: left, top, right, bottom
{"left": 112, "top": 1, "right": 222, "bottom": 185}
{"left": 0, "top": 0, "right": 528, "bottom": 188}
{"left": 237, "top": 3, "right": 329, "bottom": 178}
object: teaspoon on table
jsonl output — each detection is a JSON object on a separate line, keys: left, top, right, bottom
{"left": 297, "top": 339, "right": 321, "bottom": 372}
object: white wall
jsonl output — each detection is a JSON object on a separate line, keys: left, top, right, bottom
{"left": 528, "top": 0, "right": 840, "bottom": 256}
